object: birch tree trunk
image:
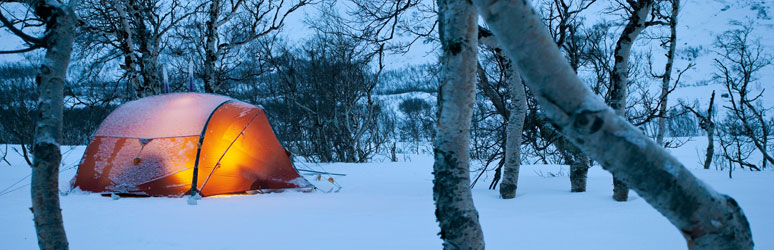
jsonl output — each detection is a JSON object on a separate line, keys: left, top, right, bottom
{"left": 608, "top": 0, "right": 655, "bottom": 202}
{"left": 558, "top": 137, "right": 590, "bottom": 192}
{"left": 203, "top": 0, "right": 221, "bottom": 93}
{"left": 688, "top": 91, "right": 716, "bottom": 170}
{"left": 29, "top": 1, "right": 76, "bottom": 249}
{"left": 472, "top": 0, "right": 754, "bottom": 248}
{"left": 114, "top": 0, "right": 141, "bottom": 97}
{"left": 703, "top": 92, "right": 716, "bottom": 170}
{"left": 433, "top": 0, "right": 484, "bottom": 248}
{"left": 499, "top": 62, "right": 526, "bottom": 199}
{"left": 656, "top": 0, "right": 680, "bottom": 145}
{"left": 128, "top": 1, "right": 159, "bottom": 98}
{"left": 138, "top": 48, "right": 160, "bottom": 97}
{"left": 478, "top": 27, "right": 527, "bottom": 199}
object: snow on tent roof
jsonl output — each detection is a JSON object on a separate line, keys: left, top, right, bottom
{"left": 95, "top": 93, "right": 232, "bottom": 138}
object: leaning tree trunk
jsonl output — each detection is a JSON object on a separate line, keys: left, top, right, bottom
{"left": 30, "top": 1, "right": 76, "bottom": 249}
{"left": 608, "top": 0, "right": 654, "bottom": 202}
{"left": 432, "top": 0, "right": 485, "bottom": 248}
{"left": 472, "top": 0, "right": 754, "bottom": 249}
{"left": 656, "top": 0, "right": 680, "bottom": 145}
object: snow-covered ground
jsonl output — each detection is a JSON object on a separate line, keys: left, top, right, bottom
{"left": 1, "top": 138, "right": 772, "bottom": 250}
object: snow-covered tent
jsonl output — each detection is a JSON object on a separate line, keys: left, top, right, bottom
{"left": 71, "top": 93, "right": 311, "bottom": 197}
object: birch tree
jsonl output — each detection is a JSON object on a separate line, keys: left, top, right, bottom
{"left": 198, "top": 0, "right": 310, "bottom": 93}
{"left": 655, "top": 0, "right": 679, "bottom": 145}
{"left": 113, "top": 0, "right": 141, "bottom": 97}
{"left": 714, "top": 22, "right": 773, "bottom": 170}
{"left": 433, "top": 0, "right": 485, "bottom": 248}
{"left": 499, "top": 65, "right": 526, "bottom": 198}
{"left": 539, "top": 0, "right": 597, "bottom": 192}
{"left": 683, "top": 91, "right": 716, "bottom": 170}
{"left": 606, "top": 0, "right": 656, "bottom": 202}
{"left": 76, "top": 0, "right": 201, "bottom": 98}
{"left": 471, "top": 0, "right": 754, "bottom": 248}
{"left": 477, "top": 27, "right": 527, "bottom": 199}
{"left": 0, "top": 0, "right": 77, "bottom": 249}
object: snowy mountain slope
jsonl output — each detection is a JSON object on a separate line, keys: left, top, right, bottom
{"left": 665, "top": 0, "right": 773, "bottom": 105}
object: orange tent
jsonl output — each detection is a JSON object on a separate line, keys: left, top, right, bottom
{"left": 71, "top": 93, "right": 312, "bottom": 197}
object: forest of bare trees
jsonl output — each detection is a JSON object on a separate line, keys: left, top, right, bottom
{"left": 1, "top": 0, "right": 771, "bottom": 249}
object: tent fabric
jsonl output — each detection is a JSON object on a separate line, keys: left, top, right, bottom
{"left": 95, "top": 93, "right": 231, "bottom": 138}
{"left": 72, "top": 93, "right": 311, "bottom": 197}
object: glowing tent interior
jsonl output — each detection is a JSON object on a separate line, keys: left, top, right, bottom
{"left": 71, "top": 93, "right": 312, "bottom": 197}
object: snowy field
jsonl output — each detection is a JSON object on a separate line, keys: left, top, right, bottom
{"left": 1, "top": 138, "right": 772, "bottom": 250}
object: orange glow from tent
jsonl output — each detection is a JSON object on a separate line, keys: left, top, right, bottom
{"left": 195, "top": 101, "right": 302, "bottom": 196}
{"left": 195, "top": 108, "right": 256, "bottom": 194}
{"left": 73, "top": 94, "right": 310, "bottom": 197}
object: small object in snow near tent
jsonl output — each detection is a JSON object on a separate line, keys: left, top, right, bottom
{"left": 187, "top": 195, "right": 198, "bottom": 205}
{"left": 328, "top": 177, "right": 335, "bottom": 184}
{"left": 317, "top": 175, "right": 322, "bottom": 181}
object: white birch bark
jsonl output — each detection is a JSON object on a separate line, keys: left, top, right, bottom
{"left": 433, "top": 0, "right": 485, "bottom": 248}
{"left": 558, "top": 136, "right": 590, "bottom": 192}
{"left": 29, "top": 1, "right": 76, "bottom": 249}
{"left": 113, "top": 0, "right": 141, "bottom": 97}
{"left": 478, "top": 27, "right": 526, "bottom": 198}
{"left": 204, "top": 0, "right": 221, "bottom": 93}
{"left": 608, "top": 0, "right": 655, "bottom": 202}
{"left": 472, "top": 0, "right": 754, "bottom": 248}
{"left": 609, "top": 0, "right": 654, "bottom": 114}
{"left": 127, "top": 1, "right": 160, "bottom": 97}
{"left": 657, "top": 0, "right": 680, "bottom": 145}
{"left": 499, "top": 63, "right": 526, "bottom": 199}
{"left": 487, "top": 20, "right": 591, "bottom": 194}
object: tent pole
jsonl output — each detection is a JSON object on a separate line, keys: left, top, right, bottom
{"left": 189, "top": 100, "right": 232, "bottom": 198}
